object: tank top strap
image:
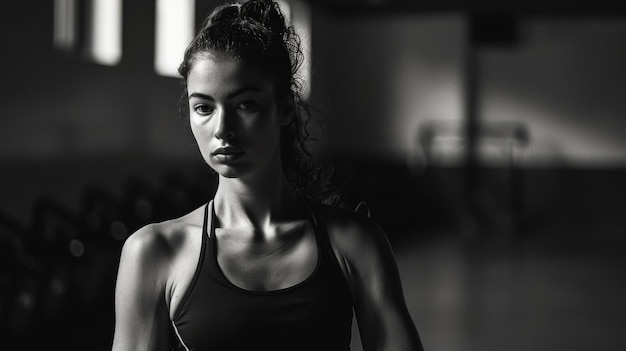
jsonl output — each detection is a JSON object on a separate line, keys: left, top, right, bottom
{"left": 301, "top": 199, "right": 353, "bottom": 303}
{"left": 203, "top": 200, "right": 211, "bottom": 237}
{"left": 171, "top": 201, "right": 211, "bottom": 323}
{"left": 300, "top": 199, "right": 335, "bottom": 259}
{"left": 206, "top": 200, "right": 236, "bottom": 288}
{"left": 169, "top": 203, "right": 208, "bottom": 351}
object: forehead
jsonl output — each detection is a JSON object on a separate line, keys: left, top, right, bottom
{"left": 187, "top": 54, "right": 275, "bottom": 96}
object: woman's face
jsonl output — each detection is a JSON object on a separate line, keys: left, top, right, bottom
{"left": 187, "top": 54, "right": 288, "bottom": 179}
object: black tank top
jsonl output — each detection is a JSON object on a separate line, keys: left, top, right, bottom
{"left": 169, "top": 201, "right": 354, "bottom": 351}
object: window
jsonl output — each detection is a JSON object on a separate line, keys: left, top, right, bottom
{"left": 53, "top": 0, "right": 310, "bottom": 82}
{"left": 88, "top": 0, "right": 123, "bottom": 65}
{"left": 154, "top": 0, "right": 195, "bottom": 77}
{"left": 53, "top": 0, "right": 123, "bottom": 66}
{"left": 53, "top": 0, "right": 78, "bottom": 50}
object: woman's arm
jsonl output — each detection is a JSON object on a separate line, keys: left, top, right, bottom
{"left": 330, "top": 213, "right": 424, "bottom": 351}
{"left": 111, "top": 225, "right": 171, "bottom": 351}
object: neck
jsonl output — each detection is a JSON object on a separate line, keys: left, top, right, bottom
{"left": 213, "top": 170, "right": 301, "bottom": 233}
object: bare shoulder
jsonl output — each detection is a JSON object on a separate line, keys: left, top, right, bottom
{"left": 317, "top": 205, "right": 423, "bottom": 351}
{"left": 124, "top": 205, "right": 203, "bottom": 254}
{"left": 118, "top": 204, "right": 206, "bottom": 282}
{"left": 113, "top": 204, "right": 208, "bottom": 350}
{"left": 314, "top": 203, "right": 390, "bottom": 259}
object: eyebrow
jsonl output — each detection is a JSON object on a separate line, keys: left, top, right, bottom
{"left": 188, "top": 86, "right": 263, "bottom": 100}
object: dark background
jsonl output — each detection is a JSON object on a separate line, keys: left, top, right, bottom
{"left": 1, "top": 0, "right": 625, "bottom": 350}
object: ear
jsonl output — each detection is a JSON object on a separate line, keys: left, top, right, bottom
{"left": 280, "top": 94, "right": 295, "bottom": 126}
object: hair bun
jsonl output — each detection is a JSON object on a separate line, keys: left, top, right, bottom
{"left": 240, "top": 0, "right": 288, "bottom": 37}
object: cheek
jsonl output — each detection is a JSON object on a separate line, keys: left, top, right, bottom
{"left": 190, "top": 121, "right": 202, "bottom": 143}
{"left": 190, "top": 116, "right": 211, "bottom": 138}
{"left": 190, "top": 120, "right": 212, "bottom": 155}
{"left": 246, "top": 119, "right": 281, "bottom": 149}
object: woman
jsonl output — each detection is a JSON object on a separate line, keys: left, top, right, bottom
{"left": 111, "top": 1, "right": 423, "bottom": 350}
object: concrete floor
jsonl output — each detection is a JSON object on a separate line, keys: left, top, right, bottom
{"left": 348, "top": 227, "right": 626, "bottom": 351}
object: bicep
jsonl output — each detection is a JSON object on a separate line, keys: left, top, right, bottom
{"left": 346, "top": 223, "right": 423, "bottom": 351}
{"left": 111, "top": 233, "right": 170, "bottom": 351}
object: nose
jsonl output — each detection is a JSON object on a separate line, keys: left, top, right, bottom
{"left": 214, "top": 107, "right": 236, "bottom": 140}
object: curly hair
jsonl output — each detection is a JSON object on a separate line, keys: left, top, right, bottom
{"left": 178, "top": 0, "right": 340, "bottom": 204}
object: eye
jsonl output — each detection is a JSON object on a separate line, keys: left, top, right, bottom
{"left": 193, "top": 104, "right": 215, "bottom": 116}
{"left": 237, "top": 100, "right": 260, "bottom": 112}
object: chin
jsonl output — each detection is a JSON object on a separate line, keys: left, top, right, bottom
{"left": 207, "top": 152, "right": 280, "bottom": 180}
{"left": 218, "top": 170, "right": 245, "bottom": 179}
{"left": 210, "top": 163, "right": 252, "bottom": 179}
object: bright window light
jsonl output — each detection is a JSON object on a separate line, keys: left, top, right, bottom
{"left": 90, "top": 0, "right": 122, "bottom": 65}
{"left": 155, "top": 0, "right": 195, "bottom": 77}
{"left": 54, "top": 0, "right": 77, "bottom": 50}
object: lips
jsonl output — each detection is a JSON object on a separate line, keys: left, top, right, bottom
{"left": 212, "top": 146, "right": 244, "bottom": 163}
{"left": 213, "top": 146, "right": 243, "bottom": 156}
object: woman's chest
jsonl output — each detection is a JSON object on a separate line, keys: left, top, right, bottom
{"left": 172, "top": 244, "right": 354, "bottom": 351}
{"left": 215, "top": 225, "right": 318, "bottom": 291}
